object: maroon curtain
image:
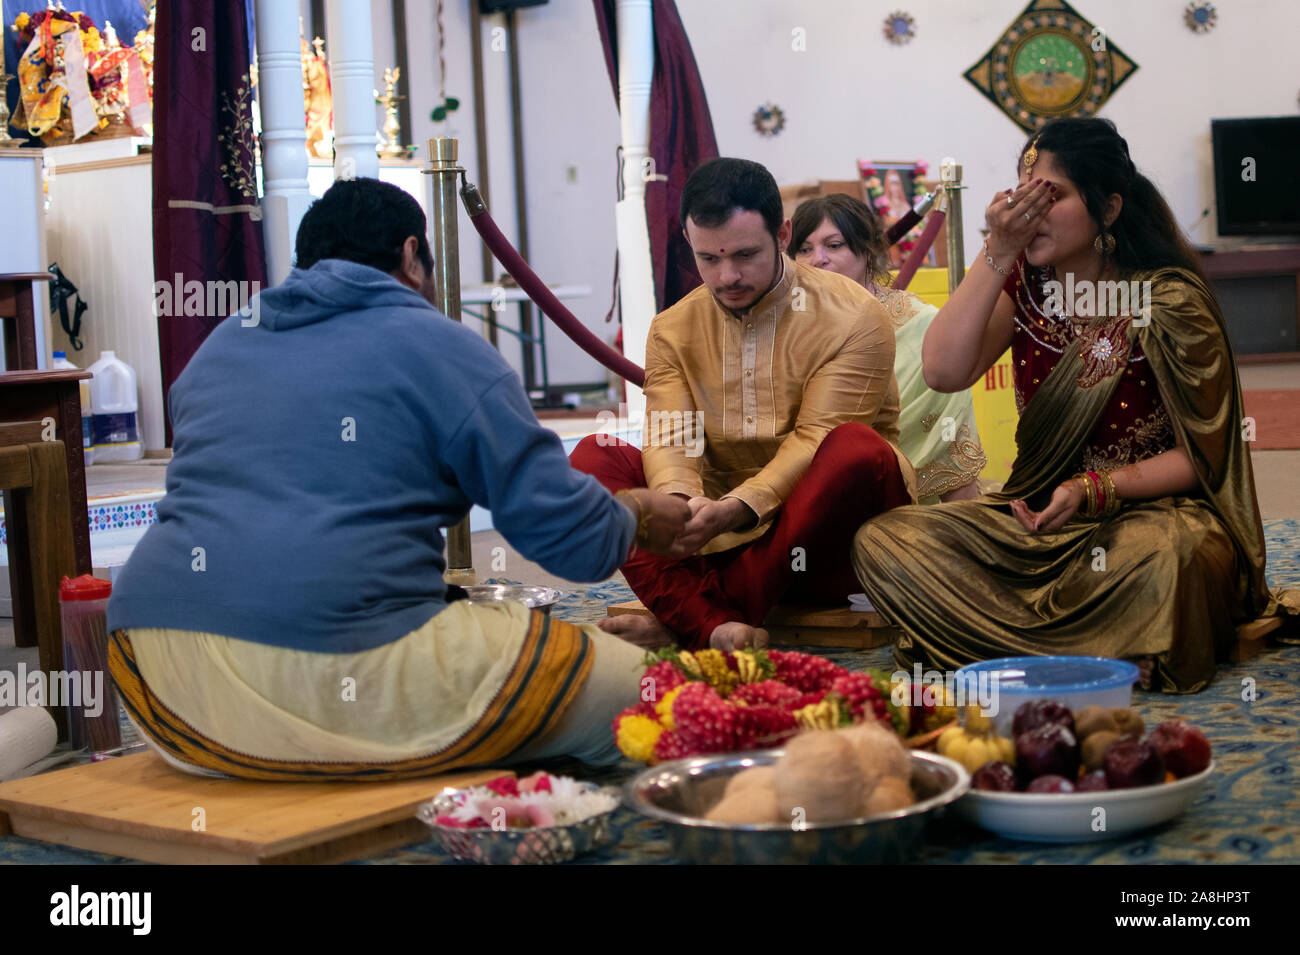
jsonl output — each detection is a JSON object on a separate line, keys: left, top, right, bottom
{"left": 593, "top": 0, "right": 719, "bottom": 312}
{"left": 151, "top": 0, "right": 266, "bottom": 445}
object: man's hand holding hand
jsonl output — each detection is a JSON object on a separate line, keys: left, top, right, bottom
{"left": 669, "top": 497, "right": 754, "bottom": 557}
{"left": 621, "top": 489, "right": 691, "bottom": 555}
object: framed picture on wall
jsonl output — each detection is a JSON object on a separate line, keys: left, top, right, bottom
{"left": 859, "top": 160, "right": 933, "bottom": 268}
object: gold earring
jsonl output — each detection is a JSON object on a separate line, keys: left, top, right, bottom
{"left": 1093, "top": 232, "right": 1116, "bottom": 255}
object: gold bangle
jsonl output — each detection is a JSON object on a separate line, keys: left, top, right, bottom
{"left": 1072, "top": 472, "right": 1097, "bottom": 518}
{"left": 614, "top": 489, "right": 653, "bottom": 547}
{"left": 1101, "top": 470, "right": 1122, "bottom": 517}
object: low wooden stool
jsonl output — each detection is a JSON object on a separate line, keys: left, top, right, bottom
{"left": 1232, "top": 617, "right": 1284, "bottom": 663}
{"left": 607, "top": 599, "right": 899, "bottom": 649}
{"left": 0, "top": 752, "right": 507, "bottom": 865}
{"left": 607, "top": 601, "right": 1283, "bottom": 662}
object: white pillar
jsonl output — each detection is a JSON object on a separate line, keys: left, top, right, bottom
{"left": 326, "top": 0, "right": 379, "bottom": 182}
{"left": 255, "top": 0, "right": 314, "bottom": 284}
{"left": 615, "top": 0, "right": 655, "bottom": 422}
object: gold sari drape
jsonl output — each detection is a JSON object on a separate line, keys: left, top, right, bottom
{"left": 853, "top": 268, "right": 1299, "bottom": 692}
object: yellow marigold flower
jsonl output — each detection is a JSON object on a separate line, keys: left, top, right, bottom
{"left": 733, "top": 651, "right": 762, "bottom": 684}
{"left": 616, "top": 714, "right": 663, "bottom": 763}
{"left": 794, "top": 698, "right": 841, "bottom": 731}
{"left": 15, "top": 12, "right": 31, "bottom": 31}
{"left": 83, "top": 27, "right": 102, "bottom": 53}
{"left": 675, "top": 650, "right": 701, "bottom": 678}
{"left": 655, "top": 685, "right": 685, "bottom": 731}
{"left": 694, "top": 649, "right": 739, "bottom": 697}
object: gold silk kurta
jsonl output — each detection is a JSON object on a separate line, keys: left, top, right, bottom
{"left": 853, "top": 267, "right": 1299, "bottom": 693}
{"left": 642, "top": 255, "right": 915, "bottom": 555}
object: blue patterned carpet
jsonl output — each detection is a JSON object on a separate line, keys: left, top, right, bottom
{"left": 3, "top": 521, "right": 1298, "bottom": 865}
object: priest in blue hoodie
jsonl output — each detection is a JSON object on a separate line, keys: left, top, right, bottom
{"left": 106, "top": 178, "right": 689, "bottom": 780}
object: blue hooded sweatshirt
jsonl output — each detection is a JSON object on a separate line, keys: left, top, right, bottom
{"left": 107, "top": 259, "right": 634, "bottom": 653}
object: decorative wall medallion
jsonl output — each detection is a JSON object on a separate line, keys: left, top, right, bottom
{"left": 963, "top": 0, "right": 1139, "bottom": 133}
{"left": 883, "top": 11, "right": 916, "bottom": 45}
{"left": 1184, "top": 3, "right": 1217, "bottom": 33}
{"left": 752, "top": 103, "right": 786, "bottom": 137}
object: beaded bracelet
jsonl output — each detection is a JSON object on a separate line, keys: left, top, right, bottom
{"left": 983, "top": 239, "right": 1011, "bottom": 276}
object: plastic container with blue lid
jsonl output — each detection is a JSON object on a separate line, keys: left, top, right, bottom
{"left": 954, "top": 656, "right": 1140, "bottom": 737}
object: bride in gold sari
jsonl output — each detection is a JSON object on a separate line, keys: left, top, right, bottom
{"left": 853, "top": 118, "right": 1298, "bottom": 693}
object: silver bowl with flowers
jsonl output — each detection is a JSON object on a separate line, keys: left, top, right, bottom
{"left": 416, "top": 772, "right": 620, "bottom": 865}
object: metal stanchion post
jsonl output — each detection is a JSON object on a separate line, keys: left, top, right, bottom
{"left": 424, "top": 136, "right": 476, "bottom": 585}
{"left": 941, "top": 157, "right": 966, "bottom": 294}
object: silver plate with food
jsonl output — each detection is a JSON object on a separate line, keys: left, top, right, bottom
{"left": 624, "top": 749, "right": 969, "bottom": 864}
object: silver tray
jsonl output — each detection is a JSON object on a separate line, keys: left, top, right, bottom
{"left": 624, "top": 749, "right": 969, "bottom": 864}
{"left": 416, "top": 783, "right": 619, "bottom": 865}
{"left": 461, "top": 584, "right": 567, "bottom": 613}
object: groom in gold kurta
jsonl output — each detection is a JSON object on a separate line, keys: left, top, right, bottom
{"left": 572, "top": 158, "right": 916, "bottom": 650}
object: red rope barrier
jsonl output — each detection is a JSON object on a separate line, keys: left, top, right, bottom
{"left": 457, "top": 179, "right": 945, "bottom": 383}
{"left": 885, "top": 209, "right": 921, "bottom": 245}
{"left": 892, "top": 209, "right": 946, "bottom": 291}
{"left": 461, "top": 182, "right": 646, "bottom": 387}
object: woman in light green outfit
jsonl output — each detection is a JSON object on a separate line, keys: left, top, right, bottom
{"left": 791, "top": 195, "right": 986, "bottom": 502}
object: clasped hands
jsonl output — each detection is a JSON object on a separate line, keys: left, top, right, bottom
{"left": 620, "top": 489, "right": 752, "bottom": 557}
{"left": 668, "top": 495, "right": 753, "bottom": 558}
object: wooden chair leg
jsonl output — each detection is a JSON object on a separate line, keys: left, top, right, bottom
{"left": 23, "top": 442, "right": 77, "bottom": 741}
{"left": 4, "top": 488, "right": 37, "bottom": 648}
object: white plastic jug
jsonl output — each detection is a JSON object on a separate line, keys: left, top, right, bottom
{"left": 51, "top": 351, "right": 94, "bottom": 466}
{"left": 87, "top": 351, "right": 143, "bottom": 462}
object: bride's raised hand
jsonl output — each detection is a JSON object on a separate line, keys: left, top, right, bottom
{"left": 984, "top": 178, "right": 1056, "bottom": 264}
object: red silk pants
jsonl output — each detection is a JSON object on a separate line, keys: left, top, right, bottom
{"left": 569, "top": 422, "right": 910, "bottom": 648}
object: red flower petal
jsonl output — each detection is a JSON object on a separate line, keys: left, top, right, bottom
{"left": 484, "top": 775, "right": 520, "bottom": 797}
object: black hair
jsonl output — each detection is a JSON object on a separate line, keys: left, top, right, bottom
{"left": 1019, "top": 118, "right": 1206, "bottom": 281}
{"left": 789, "top": 194, "right": 893, "bottom": 286}
{"left": 679, "top": 158, "right": 783, "bottom": 240}
{"left": 294, "top": 177, "right": 434, "bottom": 273}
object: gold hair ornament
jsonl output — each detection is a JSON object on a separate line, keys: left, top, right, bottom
{"left": 1022, "top": 137, "right": 1040, "bottom": 175}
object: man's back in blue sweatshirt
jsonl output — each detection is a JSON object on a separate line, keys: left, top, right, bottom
{"left": 107, "top": 259, "right": 633, "bottom": 653}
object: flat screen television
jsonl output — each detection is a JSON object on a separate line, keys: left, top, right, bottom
{"left": 1211, "top": 116, "right": 1300, "bottom": 236}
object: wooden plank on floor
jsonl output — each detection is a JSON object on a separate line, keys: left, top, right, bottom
{"left": 0, "top": 751, "right": 508, "bottom": 865}
{"left": 607, "top": 599, "right": 899, "bottom": 649}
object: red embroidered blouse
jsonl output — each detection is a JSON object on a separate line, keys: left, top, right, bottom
{"left": 1003, "top": 258, "right": 1176, "bottom": 471}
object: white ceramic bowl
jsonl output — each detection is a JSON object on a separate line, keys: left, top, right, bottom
{"left": 955, "top": 762, "right": 1214, "bottom": 842}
